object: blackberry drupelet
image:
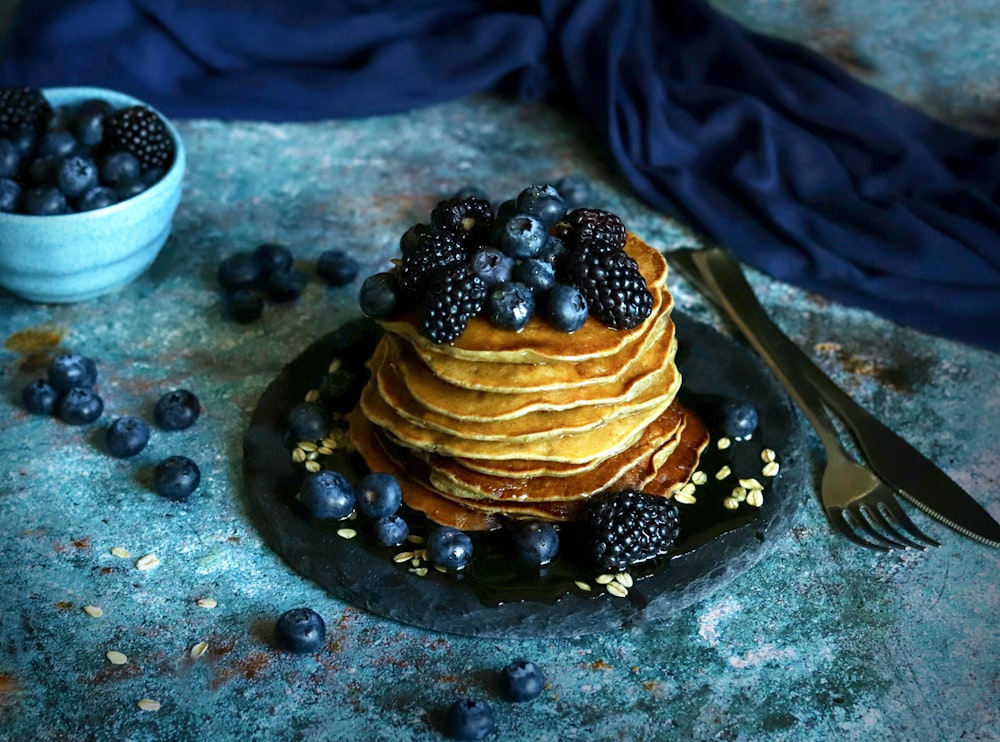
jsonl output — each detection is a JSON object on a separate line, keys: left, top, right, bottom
{"left": 0, "top": 86, "right": 51, "bottom": 137}
{"left": 396, "top": 228, "right": 467, "bottom": 301}
{"left": 420, "top": 264, "right": 487, "bottom": 344}
{"left": 431, "top": 196, "right": 494, "bottom": 245}
{"left": 580, "top": 489, "right": 681, "bottom": 571}
{"left": 102, "top": 105, "right": 175, "bottom": 170}
{"left": 554, "top": 207, "right": 627, "bottom": 251}
{"left": 558, "top": 241, "right": 652, "bottom": 330}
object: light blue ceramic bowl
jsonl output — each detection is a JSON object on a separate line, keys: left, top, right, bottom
{"left": 0, "top": 87, "right": 185, "bottom": 303}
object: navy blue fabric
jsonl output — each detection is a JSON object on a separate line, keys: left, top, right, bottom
{"left": 4, "top": 0, "right": 999, "bottom": 350}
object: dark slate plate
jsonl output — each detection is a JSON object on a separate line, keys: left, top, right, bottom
{"left": 242, "top": 313, "right": 811, "bottom": 638}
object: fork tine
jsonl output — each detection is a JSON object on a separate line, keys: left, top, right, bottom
{"left": 861, "top": 504, "right": 926, "bottom": 550}
{"left": 827, "top": 507, "right": 891, "bottom": 551}
{"left": 878, "top": 497, "right": 940, "bottom": 548}
{"left": 842, "top": 507, "right": 909, "bottom": 550}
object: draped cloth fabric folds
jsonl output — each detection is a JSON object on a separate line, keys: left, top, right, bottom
{"left": 4, "top": 0, "right": 999, "bottom": 350}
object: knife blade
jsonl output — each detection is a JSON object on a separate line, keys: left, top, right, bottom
{"left": 666, "top": 246, "right": 1000, "bottom": 547}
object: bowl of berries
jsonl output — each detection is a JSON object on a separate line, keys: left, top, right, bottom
{"left": 0, "top": 86, "right": 185, "bottom": 303}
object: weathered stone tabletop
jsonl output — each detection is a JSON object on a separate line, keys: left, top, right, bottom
{"left": 1, "top": 96, "right": 998, "bottom": 741}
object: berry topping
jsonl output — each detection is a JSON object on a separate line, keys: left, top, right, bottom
{"left": 153, "top": 389, "right": 201, "bottom": 431}
{"left": 496, "top": 213, "right": 547, "bottom": 259}
{"left": 580, "top": 489, "right": 681, "bottom": 571}
{"left": 426, "top": 526, "right": 474, "bottom": 570}
{"left": 355, "top": 472, "right": 403, "bottom": 519}
{"left": 298, "top": 470, "right": 356, "bottom": 520}
{"left": 545, "top": 283, "right": 588, "bottom": 333}
{"left": 554, "top": 173, "right": 592, "bottom": 209}
{"left": 102, "top": 105, "right": 175, "bottom": 170}
{"left": 511, "top": 521, "right": 560, "bottom": 565}
{"left": 721, "top": 400, "right": 759, "bottom": 440}
{"left": 420, "top": 265, "right": 487, "bottom": 344}
{"left": 469, "top": 247, "right": 515, "bottom": 287}
{"left": 153, "top": 455, "right": 201, "bottom": 500}
{"left": 0, "top": 86, "right": 51, "bottom": 137}
{"left": 397, "top": 228, "right": 467, "bottom": 301}
{"left": 554, "top": 207, "right": 627, "bottom": 251}
{"left": 431, "top": 196, "right": 494, "bottom": 245}
{"left": 515, "top": 183, "right": 566, "bottom": 227}
{"left": 499, "top": 659, "right": 546, "bottom": 702}
{"left": 105, "top": 415, "right": 151, "bottom": 458}
{"left": 444, "top": 699, "right": 496, "bottom": 741}
{"left": 359, "top": 272, "right": 400, "bottom": 319}
{"left": 486, "top": 281, "right": 535, "bottom": 332}
{"left": 273, "top": 607, "right": 326, "bottom": 654}
{"left": 558, "top": 242, "right": 652, "bottom": 330}
{"left": 512, "top": 257, "right": 555, "bottom": 294}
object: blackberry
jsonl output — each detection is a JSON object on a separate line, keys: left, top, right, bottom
{"left": 396, "top": 228, "right": 467, "bottom": 301}
{"left": 0, "top": 86, "right": 51, "bottom": 137}
{"left": 430, "top": 196, "right": 494, "bottom": 245}
{"left": 559, "top": 242, "right": 652, "bottom": 329}
{"left": 420, "top": 265, "right": 487, "bottom": 344}
{"left": 580, "top": 489, "right": 680, "bottom": 571}
{"left": 102, "top": 105, "right": 175, "bottom": 170}
{"left": 554, "top": 208, "right": 627, "bottom": 251}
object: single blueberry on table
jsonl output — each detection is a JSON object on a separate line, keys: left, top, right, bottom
{"left": 217, "top": 252, "right": 264, "bottom": 291}
{"left": 253, "top": 242, "right": 294, "bottom": 277}
{"left": 48, "top": 354, "right": 98, "bottom": 391}
{"left": 226, "top": 287, "right": 265, "bottom": 323}
{"left": 154, "top": 389, "right": 201, "bottom": 431}
{"left": 317, "top": 250, "right": 361, "bottom": 287}
{"left": 356, "top": 472, "right": 402, "bottom": 519}
{"left": 426, "top": 526, "right": 474, "bottom": 571}
{"left": 267, "top": 268, "right": 308, "bottom": 302}
{"left": 22, "top": 379, "right": 60, "bottom": 415}
{"left": 443, "top": 699, "right": 496, "bottom": 741}
{"left": 546, "top": 284, "right": 588, "bottom": 333}
{"left": 298, "top": 469, "right": 356, "bottom": 520}
{"left": 487, "top": 282, "right": 535, "bottom": 332}
{"left": 153, "top": 455, "right": 201, "bottom": 501}
{"left": 511, "top": 521, "right": 559, "bottom": 565}
{"left": 499, "top": 659, "right": 546, "bottom": 702}
{"left": 469, "top": 247, "right": 515, "bottom": 287}
{"left": 721, "top": 400, "right": 759, "bottom": 440}
{"left": 373, "top": 514, "right": 409, "bottom": 547}
{"left": 273, "top": 607, "right": 326, "bottom": 654}
{"left": 105, "top": 416, "right": 151, "bottom": 458}
{"left": 286, "top": 402, "right": 329, "bottom": 442}
{"left": 358, "top": 272, "right": 399, "bottom": 319}
{"left": 58, "top": 387, "right": 104, "bottom": 425}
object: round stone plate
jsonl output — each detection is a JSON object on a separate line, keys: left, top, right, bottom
{"left": 242, "top": 313, "right": 810, "bottom": 638}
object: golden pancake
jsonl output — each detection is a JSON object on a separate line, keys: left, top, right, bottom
{"left": 378, "top": 234, "right": 670, "bottom": 363}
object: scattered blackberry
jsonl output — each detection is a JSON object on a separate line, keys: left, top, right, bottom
{"left": 580, "top": 489, "right": 680, "bottom": 571}
{"left": 559, "top": 242, "right": 652, "bottom": 329}
{"left": 396, "top": 228, "right": 467, "bottom": 301}
{"left": 431, "top": 196, "right": 494, "bottom": 245}
{"left": 420, "top": 265, "right": 487, "bottom": 344}
{"left": 0, "top": 86, "right": 51, "bottom": 137}
{"left": 554, "top": 208, "right": 627, "bottom": 251}
{"left": 102, "top": 105, "right": 175, "bottom": 170}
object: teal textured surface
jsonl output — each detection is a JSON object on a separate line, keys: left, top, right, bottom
{"left": 1, "top": 97, "right": 998, "bottom": 741}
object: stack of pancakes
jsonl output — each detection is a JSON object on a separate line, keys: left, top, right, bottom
{"left": 348, "top": 234, "right": 708, "bottom": 531}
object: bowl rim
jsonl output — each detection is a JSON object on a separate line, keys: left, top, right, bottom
{"left": 1, "top": 85, "right": 185, "bottom": 224}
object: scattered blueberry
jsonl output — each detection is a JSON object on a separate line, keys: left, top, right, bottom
{"left": 721, "top": 400, "right": 759, "bottom": 439}
{"left": 273, "top": 607, "right": 326, "bottom": 654}
{"left": 515, "top": 183, "right": 566, "bottom": 227}
{"left": 99, "top": 151, "right": 141, "bottom": 185}
{"left": 359, "top": 272, "right": 399, "bottom": 319}
{"left": 546, "top": 284, "right": 588, "bottom": 333}
{"left": 217, "top": 252, "right": 264, "bottom": 291}
{"left": 154, "top": 389, "right": 201, "bottom": 431}
{"left": 298, "top": 469, "right": 356, "bottom": 520}
{"left": 152, "top": 455, "right": 201, "bottom": 500}
{"left": 58, "top": 387, "right": 104, "bottom": 425}
{"left": 469, "top": 248, "right": 515, "bottom": 287}
{"left": 21, "top": 379, "right": 60, "bottom": 415}
{"left": 356, "top": 472, "right": 403, "bottom": 519}
{"left": 286, "top": 402, "right": 329, "bottom": 442}
{"left": 317, "top": 250, "right": 361, "bottom": 287}
{"left": 48, "top": 353, "right": 97, "bottom": 391}
{"left": 267, "top": 268, "right": 308, "bottom": 302}
{"left": 487, "top": 282, "right": 535, "bottom": 332}
{"left": 444, "top": 699, "right": 496, "bottom": 741}
{"left": 77, "top": 186, "right": 117, "bottom": 211}
{"left": 373, "top": 514, "right": 409, "bottom": 547}
{"left": 513, "top": 258, "right": 555, "bottom": 294}
{"left": 253, "top": 242, "right": 294, "bottom": 277}
{"left": 511, "top": 522, "right": 559, "bottom": 565}
{"left": 555, "top": 173, "right": 592, "bottom": 208}
{"left": 426, "top": 526, "right": 474, "bottom": 571}
{"left": 105, "top": 415, "right": 151, "bottom": 458}
{"left": 55, "top": 154, "right": 98, "bottom": 198}
{"left": 23, "top": 184, "right": 68, "bottom": 215}
{"left": 499, "top": 659, "right": 546, "bottom": 702}
{"left": 227, "top": 287, "right": 265, "bottom": 323}
{"left": 497, "top": 214, "right": 547, "bottom": 259}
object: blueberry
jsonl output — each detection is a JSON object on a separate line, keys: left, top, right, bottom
{"left": 298, "top": 469, "right": 356, "bottom": 520}
{"left": 0, "top": 138, "right": 19, "bottom": 178}
{"left": 317, "top": 250, "right": 360, "bottom": 287}
{"left": 99, "top": 151, "right": 141, "bottom": 185}
{"left": 513, "top": 258, "right": 555, "bottom": 294}
{"left": 56, "top": 155, "right": 98, "bottom": 198}
{"left": 546, "top": 284, "right": 588, "bottom": 333}
{"left": 426, "top": 526, "right": 473, "bottom": 570}
{"left": 253, "top": 242, "right": 294, "bottom": 277}
{"left": 511, "top": 521, "right": 559, "bottom": 565}
{"left": 48, "top": 354, "right": 98, "bottom": 391}
{"left": 536, "top": 235, "right": 567, "bottom": 266}
{"left": 452, "top": 184, "right": 489, "bottom": 201}
{"left": 499, "top": 659, "right": 546, "bottom": 702}
{"left": 356, "top": 472, "right": 402, "bottom": 519}
{"left": 226, "top": 287, "right": 265, "bottom": 323}
{"left": 399, "top": 223, "right": 431, "bottom": 255}
{"left": 77, "top": 185, "right": 117, "bottom": 212}
{"left": 37, "top": 130, "right": 77, "bottom": 158}
{"left": 58, "top": 387, "right": 104, "bottom": 425}
{"left": 373, "top": 514, "right": 409, "bottom": 546}
{"left": 555, "top": 174, "right": 592, "bottom": 209}
{"left": 494, "top": 198, "right": 518, "bottom": 226}
{"left": 22, "top": 379, "right": 60, "bottom": 415}
{"left": 444, "top": 699, "right": 495, "bottom": 741}
{"left": 28, "top": 156, "right": 60, "bottom": 186}
{"left": 153, "top": 455, "right": 201, "bottom": 501}
{"left": 113, "top": 177, "right": 148, "bottom": 201}
{"left": 359, "top": 272, "right": 399, "bottom": 319}
{"left": 721, "top": 400, "right": 759, "bottom": 439}
{"left": 497, "top": 214, "right": 547, "bottom": 259}
{"left": 153, "top": 389, "right": 201, "bottom": 431}
{"left": 274, "top": 607, "right": 326, "bottom": 654}
{"left": 105, "top": 415, "right": 151, "bottom": 458}
{"left": 267, "top": 268, "right": 308, "bottom": 302}
{"left": 286, "top": 402, "right": 329, "bottom": 442}
{"left": 72, "top": 98, "right": 113, "bottom": 146}
{"left": 487, "top": 282, "right": 535, "bottom": 332}
{"left": 469, "top": 248, "right": 515, "bottom": 287}
{"left": 140, "top": 167, "right": 165, "bottom": 187}
{"left": 217, "top": 252, "right": 264, "bottom": 291}
{"left": 23, "top": 185, "right": 69, "bottom": 215}
{"left": 10, "top": 127, "right": 35, "bottom": 158}
{"left": 516, "top": 184, "right": 566, "bottom": 227}
{"left": 0, "top": 178, "right": 21, "bottom": 212}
